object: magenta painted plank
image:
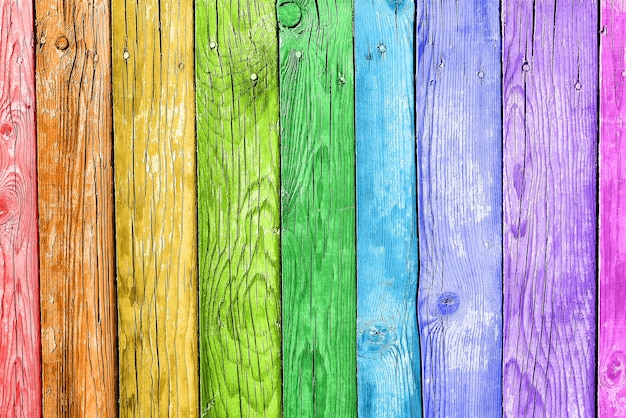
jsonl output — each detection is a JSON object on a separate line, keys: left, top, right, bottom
{"left": 599, "top": 2, "right": 626, "bottom": 416}
{"left": 502, "top": 1, "right": 598, "bottom": 417}
{"left": 0, "top": 0, "right": 42, "bottom": 416}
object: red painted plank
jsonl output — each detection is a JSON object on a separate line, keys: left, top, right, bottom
{"left": 0, "top": 1, "right": 41, "bottom": 416}
{"left": 599, "top": 2, "right": 626, "bottom": 416}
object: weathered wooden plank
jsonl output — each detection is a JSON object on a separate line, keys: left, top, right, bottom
{"left": 502, "top": 1, "right": 598, "bottom": 416}
{"left": 415, "top": 0, "right": 503, "bottom": 416}
{"left": 195, "top": 0, "right": 281, "bottom": 415}
{"left": 111, "top": 0, "right": 199, "bottom": 415}
{"left": 355, "top": 0, "right": 420, "bottom": 416}
{"left": 599, "top": 2, "right": 626, "bottom": 416}
{"left": 279, "top": 0, "right": 357, "bottom": 414}
{"left": 0, "top": 1, "right": 41, "bottom": 416}
{"left": 35, "top": 0, "right": 117, "bottom": 416}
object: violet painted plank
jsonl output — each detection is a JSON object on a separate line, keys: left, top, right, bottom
{"left": 0, "top": 1, "right": 42, "bottom": 416}
{"left": 599, "top": 2, "right": 626, "bottom": 416}
{"left": 502, "top": 1, "right": 598, "bottom": 416}
{"left": 355, "top": 0, "right": 420, "bottom": 415}
{"left": 415, "top": 1, "right": 503, "bottom": 416}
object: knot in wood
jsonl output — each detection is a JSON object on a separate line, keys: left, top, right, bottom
{"left": 55, "top": 35, "right": 69, "bottom": 50}
{"left": 357, "top": 323, "right": 396, "bottom": 357}
{"left": 436, "top": 291, "right": 460, "bottom": 315}
{"left": 0, "top": 124, "right": 14, "bottom": 139}
{"left": 278, "top": 1, "right": 302, "bottom": 28}
{"left": 604, "top": 351, "right": 626, "bottom": 387}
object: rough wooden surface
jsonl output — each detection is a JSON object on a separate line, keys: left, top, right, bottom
{"left": 355, "top": 0, "right": 420, "bottom": 416}
{"left": 599, "top": 1, "right": 626, "bottom": 416}
{"left": 35, "top": 0, "right": 117, "bottom": 416}
{"left": 0, "top": 1, "right": 41, "bottom": 416}
{"left": 415, "top": 0, "right": 503, "bottom": 416}
{"left": 195, "top": 0, "right": 282, "bottom": 415}
{"left": 502, "top": 1, "right": 598, "bottom": 416}
{"left": 111, "top": 0, "right": 199, "bottom": 415}
{"left": 279, "top": 0, "right": 357, "bottom": 414}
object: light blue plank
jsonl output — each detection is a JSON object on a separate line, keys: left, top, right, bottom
{"left": 415, "top": 1, "right": 503, "bottom": 416}
{"left": 355, "top": 0, "right": 421, "bottom": 416}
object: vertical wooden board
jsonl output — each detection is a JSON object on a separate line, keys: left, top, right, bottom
{"left": 599, "top": 1, "right": 626, "bottom": 416}
{"left": 195, "top": 0, "right": 282, "bottom": 415}
{"left": 415, "top": 0, "right": 503, "bottom": 416}
{"left": 111, "top": 0, "right": 198, "bottom": 415}
{"left": 354, "top": 0, "right": 420, "bottom": 416}
{"left": 35, "top": 0, "right": 117, "bottom": 416}
{"left": 279, "top": 0, "right": 357, "bottom": 414}
{"left": 0, "top": 1, "right": 41, "bottom": 416}
{"left": 502, "top": 1, "right": 597, "bottom": 416}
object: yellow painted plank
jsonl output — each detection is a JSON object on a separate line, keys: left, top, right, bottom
{"left": 111, "top": 0, "right": 198, "bottom": 415}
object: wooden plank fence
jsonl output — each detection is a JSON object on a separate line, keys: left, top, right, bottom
{"left": 600, "top": 1, "right": 626, "bottom": 416}
{"left": 355, "top": 0, "right": 420, "bottom": 415}
{"left": 35, "top": 0, "right": 117, "bottom": 415}
{"left": 0, "top": 1, "right": 41, "bottom": 416}
{"left": 502, "top": 1, "right": 598, "bottom": 416}
{"left": 2, "top": 1, "right": 624, "bottom": 417}
{"left": 416, "top": 1, "right": 504, "bottom": 416}
{"left": 111, "top": 0, "right": 199, "bottom": 415}
{"left": 195, "top": 0, "right": 282, "bottom": 414}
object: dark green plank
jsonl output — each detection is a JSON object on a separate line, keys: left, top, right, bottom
{"left": 279, "top": 0, "right": 357, "bottom": 415}
{"left": 195, "top": 0, "right": 282, "bottom": 415}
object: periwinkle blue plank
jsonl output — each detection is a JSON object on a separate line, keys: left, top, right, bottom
{"left": 355, "top": 0, "right": 421, "bottom": 416}
{"left": 416, "top": 1, "right": 503, "bottom": 416}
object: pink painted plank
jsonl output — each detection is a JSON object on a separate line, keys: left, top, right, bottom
{"left": 600, "top": 2, "right": 626, "bottom": 416}
{"left": 0, "top": 1, "right": 42, "bottom": 416}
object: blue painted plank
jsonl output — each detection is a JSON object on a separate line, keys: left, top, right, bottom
{"left": 415, "top": 1, "right": 503, "bottom": 416}
{"left": 355, "top": 0, "right": 421, "bottom": 416}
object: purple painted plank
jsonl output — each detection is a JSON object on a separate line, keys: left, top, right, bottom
{"left": 502, "top": 1, "right": 598, "bottom": 417}
{"left": 599, "top": 2, "right": 626, "bottom": 416}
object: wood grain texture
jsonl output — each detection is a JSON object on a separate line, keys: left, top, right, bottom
{"left": 415, "top": 1, "right": 503, "bottom": 416}
{"left": 502, "top": 1, "right": 598, "bottom": 416}
{"left": 111, "top": 0, "right": 198, "bottom": 415}
{"left": 0, "top": 1, "right": 41, "bottom": 416}
{"left": 279, "top": 0, "right": 357, "bottom": 414}
{"left": 355, "top": 0, "right": 420, "bottom": 416}
{"left": 35, "top": 0, "right": 117, "bottom": 416}
{"left": 195, "top": 0, "right": 282, "bottom": 415}
{"left": 599, "top": 1, "right": 626, "bottom": 416}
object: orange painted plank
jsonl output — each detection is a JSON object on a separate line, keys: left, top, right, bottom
{"left": 0, "top": 1, "right": 42, "bottom": 416}
{"left": 35, "top": 0, "right": 118, "bottom": 416}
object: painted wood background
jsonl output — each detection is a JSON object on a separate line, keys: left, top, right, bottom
{"left": 279, "top": 0, "right": 357, "bottom": 416}
{"left": 355, "top": 0, "right": 420, "bottom": 416}
{"left": 0, "top": 1, "right": 41, "bottom": 416}
{"left": 0, "top": 1, "right": 623, "bottom": 417}
{"left": 111, "top": 0, "right": 199, "bottom": 415}
{"left": 416, "top": 1, "right": 503, "bottom": 416}
{"left": 35, "top": 0, "right": 117, "bottom": 415}
{"left": 502, "top": 1, "right": 598, "bottom": 417}
{"left": 195, "top": 0, "right": 282, "bottom": 414}
{"left": 600, "top": 1, "right": 626, "bottom": 416}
